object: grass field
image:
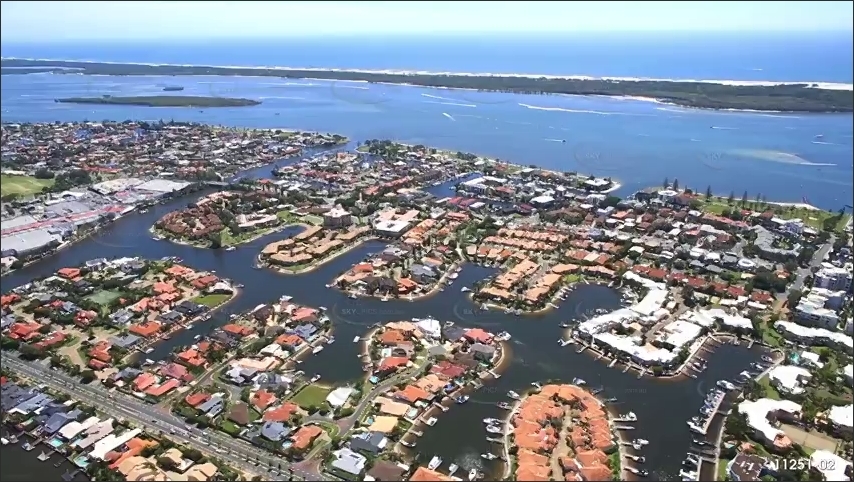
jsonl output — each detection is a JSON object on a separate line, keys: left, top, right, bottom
{"left": 1, "top": 174, "right": 54, "bottom": 196}
{"left": 192, "top": 293, "right": 231, "bottom": 308}
{"left": 701, "top": 197, "right": 851, "bottom": 232}
{"left": 290, "top": 384, "right": 332, "bottom": 409}
{"left": 85, "top": 290, "right": 122, "bottom": 306}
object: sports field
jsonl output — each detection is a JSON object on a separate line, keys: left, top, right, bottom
{"left": 0, "top": 174, "right": 54, "bottom": 196}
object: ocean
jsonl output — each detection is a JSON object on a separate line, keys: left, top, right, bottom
{"left": 2, "top": 33, "right": 853, "bottom": 83}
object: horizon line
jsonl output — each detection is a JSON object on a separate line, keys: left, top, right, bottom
{"left": 3, "top": 30, "right": 853, "bottom": 43}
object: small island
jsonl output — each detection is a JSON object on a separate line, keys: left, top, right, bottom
{"left": 54, "top": 95, "right": 261, "bottom": 108}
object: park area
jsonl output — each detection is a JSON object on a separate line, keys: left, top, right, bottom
{"left": 1, "top": 174, "right": 54, "bottom": 197}
{"left": 192, "top": 293, "right": 232, "bottom": 308}
{"left": 290, "top": 384, "right": 332, "bottom": 410}
{"left": 701, "top": 196, "right": 850, "bottom": 233}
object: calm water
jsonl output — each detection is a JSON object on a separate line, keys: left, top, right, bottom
{"left": 1, "top": 185, "right": 763, "bottom": 480}
{"left": 0, "top": 434, "right": 88, "bottom": 482}
{"left": 1, "top": 73, "right": 852, "bottom": 210}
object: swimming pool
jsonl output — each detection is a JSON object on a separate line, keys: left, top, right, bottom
{"left": 48, "top": 437, "right": 64, "bottom": 448}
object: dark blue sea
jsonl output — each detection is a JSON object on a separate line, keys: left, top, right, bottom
{"left": 2, "top": 34, "right": 853, "bottom": 209}
{"left": 3, "top": 33, "right": 853, "bottom": 83}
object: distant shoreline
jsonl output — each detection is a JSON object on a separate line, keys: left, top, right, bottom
{"left": 5, "top": 58, "right": 852, "bottom": 113}
{"left": 54, "top": 95, "right": 260, "bottom": 108}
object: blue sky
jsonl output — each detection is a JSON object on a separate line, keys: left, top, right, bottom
{"left": 2, "top": 1, "right": 852, "bottom": 42}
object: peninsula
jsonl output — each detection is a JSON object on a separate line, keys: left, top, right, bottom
{"left": 55, "top": 95, "right": 261, "bottom": 107}
{"left": 4, "top": 58, "right": 851, "bottom": 112}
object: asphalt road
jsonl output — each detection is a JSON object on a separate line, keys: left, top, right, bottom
{"left": 2, "top": 354, "right": 323, "bottom": 481}
{"left": 787, "top": 236, "right": 835, "bottom": 295}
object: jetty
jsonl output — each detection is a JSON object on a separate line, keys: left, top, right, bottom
{"left": 608, "top": 359, "right": 618, "bottom": 368}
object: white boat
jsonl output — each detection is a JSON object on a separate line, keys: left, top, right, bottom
{"left": 481, "top": 453, "right": 498, "bottom": 461}
{"left": 485, "top": 425, "right": 502, "bottom": 434}
{"left": 426, "top": 417, "right": 438, "bottom": 426}
{"left": 717, "top": 380, "right": 736, "bottom": 391}
{"left": 310, "top": 374, "right": 321, "bottom": 383}
{"left": 455, "top": 395, "right": 469, "bottom": 404}
{"left": 483, "top": 418, "right": 501, "bottom": 425}
{"left": 461, "top": 287, "right": 471, "bottom": 292}
{"left": 349, "top": 292, "right": 358, "bottom": 299}
{"left": 449, "top": 273, "right": 459, "bottom": 279}
{"left": 352, "top": 336, "right": 360, "bottom": 343}
{"left": 614, "top": 412, "right": 637, "bottom": 422}
{"left": 448, "top": 464, "right": 459, "bottom": 476}
{"left": 144, "top": 347, "right": 155, "bottom": 354}
{"left": 326, "top": 337, "right": 335, "bottom": 345}
{"left": 428, "top": 456, "right": 443, "bottom": 470}
{"left": 632, "top": 439, "right": 649, "bottom": 446}
{"left": 571, "top": 377, "right": 587, "bottom": 386}
{"left": 225, "top": 246, "right": 236, "bottom": 251}
{"left": 1, "top": 438, "right": 8, "bottom": 445}
{"left": 312, "top": 346, "right": 324, "bottom": 354}
{"left": 507, "top": 391, "right": 520, "bottom": 400}
{"left": 468, "top": 469, "right": 479, "bottom": 481}
{"left": 193, "top": 334, "right": 201, "bottom": 341}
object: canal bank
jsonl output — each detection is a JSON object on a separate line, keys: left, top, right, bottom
{"left": 2, "top": 172, "right": 766, "bottom": 482}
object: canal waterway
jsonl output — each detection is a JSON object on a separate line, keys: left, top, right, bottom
{"left": 2, "top": 180, "right": 766, "bottom": 480}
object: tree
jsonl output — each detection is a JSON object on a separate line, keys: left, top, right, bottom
{"left": 80, "top": 369, "right": 96, "bottom": 384}
{"left": 728, "top": 191, "right": 735, "bottom": 205}
{"left": 787, "top": 289, "right": 802, "bottom": 308}
{"left": 672, "top": 178, "right": 679, "bottom": 191}
{"left": 705, "top": 185, "right": 712, "bottom": 201}
{"left": 741, "top": 190, "right": 748, "bottom": 208}
{"left": 663, "top": 177, "right": 669, "bottom": 189}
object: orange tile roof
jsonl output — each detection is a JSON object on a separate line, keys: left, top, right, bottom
{"left": 290, "top": 425, "right": 323, "bottom": 451}
{"left": 409, "top": 467, "right": 453, "bottom": 482}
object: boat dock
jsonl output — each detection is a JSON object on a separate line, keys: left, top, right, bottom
{"left": 608, "top": 359, "right": 618, "bottom": 368}
{"left": 636, "top": 367, "right": 647, "bottom": 378}
{"left": 576, "top": 344, "right": 588, "bottom": 354}
{"left": 700, "top": 395, "right": 727, "bottom": 435}
{"left": 746, "top": 338, "right": 755, "bottom": 349}
{"left": 488, "top": 369, "right": 501, "bottom": 379}
{"left": 623, "top": 364, "right": 631, "bottom": 373}
{"left": 410, "top": 430, "right": 423, "bottom": 437}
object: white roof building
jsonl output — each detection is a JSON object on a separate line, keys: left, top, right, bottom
{"left": 326, "top": 387, "right": 356, "bottom": 408}
{"left": 737, "top": 398, "right": 802, "bottom": 445}
{"left": 767, "top": 365, "right": 812, "bottom": 395}
{"left": 827, "top": 405, "right": 854, "bottom": 431}
{"left": 810, "top": 450, "right": 852, "bottom": 482}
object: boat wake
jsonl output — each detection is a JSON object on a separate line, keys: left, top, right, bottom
{"left": 443, "top": 112, "right": 456, "bottom": 121}
{"left": 424, "top": 100, "right": 477, "bottom": 108}
{"left": 518, "top": 103, "right": 651, "bottom": 117}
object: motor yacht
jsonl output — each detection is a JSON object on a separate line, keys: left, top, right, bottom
{"left": 485, "top": 425, "right": 502, "bottom": 435}
{"left": 428, "top": 456, "right": 443, "bottom": 470}
{"left": 507, "top": 391, "right": 520, "bottom": 400}
{"left": 614, "top": 412, "right": 637, "bottom": 422}
{"left": 483, "top": 418, "right": 502, "bottom": 425}
{"left": 455, "top": 395, "right": 470, "bottom": 404}
{"left": 481, "top": 453, "right": 498, "bottom": 461}
{"left": 468, "top": 469, "right": 479, "bottom": 481}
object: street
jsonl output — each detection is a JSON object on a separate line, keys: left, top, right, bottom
{"left": 2, "top": 354, "right": 323, "bottom": 481}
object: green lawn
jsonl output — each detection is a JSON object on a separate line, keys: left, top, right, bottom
{"left": 701, "top": 196, "right": 851, "bottom": 232}
{"left": 277, "top": 210, "right": 299, "bottom": 223}
{"left": 86, "top": 290, "right": 122, "bottom": 306}
{"left": 192, "top": 293, "right": 231, "bottom": 308}
{"left": 757, "top": 375, "right": 782, "bottom": 400}
{"left": 290, "top": 384, "right": 332, "bottom": 409}
{"left": 1, "top": 174, "right": 54, "bottom": 197}
{"left": 304, "top": 215, "right": 323, "bottom": 226}
{"left": 717, "top": 458, "right": 731, "bottom": 481}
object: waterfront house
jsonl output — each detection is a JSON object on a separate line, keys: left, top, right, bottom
{"left": 43, "top": 409, "right": 82, "bottom": 435}
{"left": 349, "top": 431, "right": 388, "bottom": 455}
{"left": 367, "top": 460, "right": 407, "bottom": 481}
{"left": 737, "top": 398, "right": 802, "bottom": 451}
{"left": 470, "top": 343, "right": 496, "bottom": 362}
{"left": 410, "top": 467, "right": 454, "bottom": 482}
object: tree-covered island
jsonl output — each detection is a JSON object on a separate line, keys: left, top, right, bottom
{"left": 54, "top": 95, "right": 261, "bottom": 108}
{"left": 5, "top": 58, "right": 852, "bottom": 112}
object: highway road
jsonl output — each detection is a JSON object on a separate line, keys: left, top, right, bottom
{"left": 787, "top": 236, "right": 835, "bottom": 295}
{"left": 2, "top": 354, "right": 323, "bottom": 481}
